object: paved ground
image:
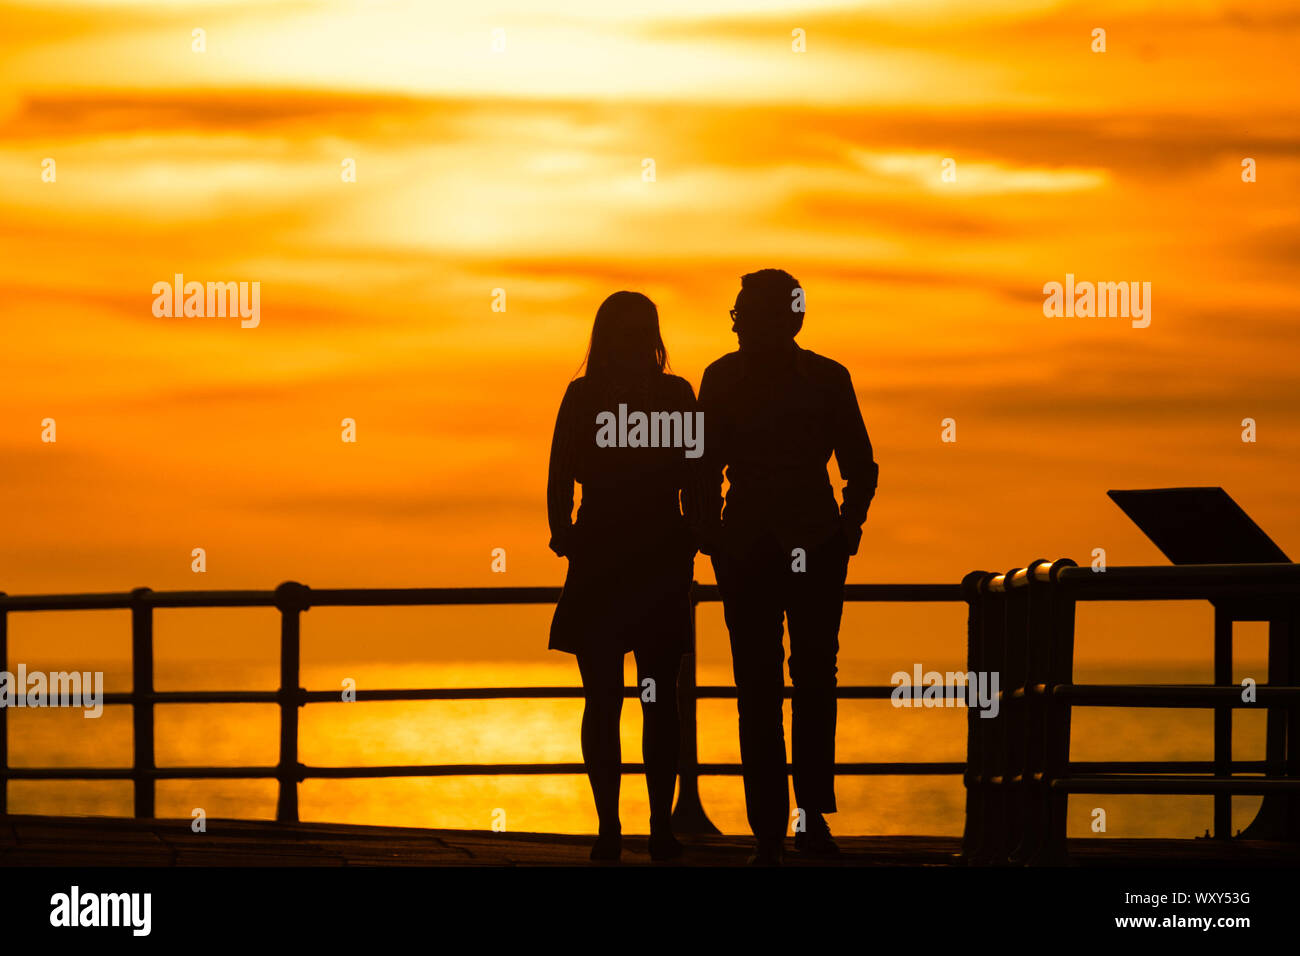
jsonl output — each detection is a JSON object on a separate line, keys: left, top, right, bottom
{"left": 2, "top": 814, "right": 1297, "bottom": 866}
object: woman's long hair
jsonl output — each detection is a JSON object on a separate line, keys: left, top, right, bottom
{"left": 576, "top": 291, "right": 668, "bottom": 382}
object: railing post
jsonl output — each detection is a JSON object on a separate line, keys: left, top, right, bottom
{"left": 1288, "top": 599, "right": 1300, "bottom": 838}
{"left": 1000, "top": 563, "right": 1039, "bottom": 864}
{"left": 1034, "top": 560, "right": 1076, "bottom": 866}
{"left": 671, "top": 582, "right": 720, "bottom": 835}
{"left": 1010, "top": 560, "right": 1050, "bottom": 865}
{"left": 0, "top": 592, "right": 7, "bottom": 816}
{"left": 275, "top": 581, "right": 310, "bottom": 824}
{"left": 1240, "top": 599, "right": 1299, "bottom": 840}
{"left": 968, "top": 569, "right": 1011, "bottom": 865}
{"left": 1213, "top": 606, "right": 1232, "bottom": 839}
{"left": 980, "top": 567, "right": 1022, "bottom": 865}
{"left": 130, "top": 587, "right": 155, "bottom": 818}
{"left": 959, "top": 570, "right": 991, "bottom": 864}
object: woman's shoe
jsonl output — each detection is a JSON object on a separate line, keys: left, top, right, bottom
{"left": 793, "top": 813, "right": 841, "bottom": 858}
{"left": 590, "top": 831, "right": 622, "bottom": 862}
{"left": 648, "top": 829, "right": 684, "bottom": 862}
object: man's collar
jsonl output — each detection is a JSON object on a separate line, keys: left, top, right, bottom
{"left": 738, "top": 341, "right": 808, "bottom": 376}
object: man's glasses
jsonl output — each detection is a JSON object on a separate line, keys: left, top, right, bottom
{"left": 729, "top": 309, "right": 740, "bottom": 320}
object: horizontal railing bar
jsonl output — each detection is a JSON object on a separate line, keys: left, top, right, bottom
{"left": 307, "top": 587, "right": 561, "bottom": 606}
{"left": 307, "top": 585, "right": 964, "bottom": 606}
{"left": 79, "top": 682, "right": 1300, "bottom": 710}
{"left": 315, "top": 688, "right": 591, "bottom": 702}
{"left": 1052, "top": 684, "right": 1300, "bottom": 707}
{"left": 0, "top": 583, "right": 964, "bottom": 613}
{"left": 320, "top": 685, "right": 973, "bottom": 703}
{"left": 148, "top": 592, "right": 280, "bottom": 609}
{"left": 13, "top": 760, "right": 1283, "bottom": 781}
{"left": 45, "top": 683, "right": 1300, "bottom": 708}
{"left": 1052, "top": 775, "right": 1300, "bottom": 795}
{"left": 4, "top": 767, "right": 277, "bottom": 780}
{"left": 698, "top": 762, "right": 965, "bottom": 775}
{"left": 4, "top": 567, "right": 1297, "bottom": 612}
{"left": 1070, "top": 760, "right": 1270, "bottom": 774}
{"left": 2, "top": 760, "right": 965, "bottom": 780}
{"left": 1, "top": 593, "right": 136, "bottom": 612}
{"left": 100, "top": 691, "right": 279, "bottom": 704}
{"left": 306, "top": 764, "right": 593, "bottom": 778}
{"left": 77, "top": 685, "right": 981, "bottom": 705}
{"left": 1057, "top": 562, "right": 1300, "bottom": 600}
{"left": 307, "top": 687, "right": 669, "bottom": 702}
{"left": 694, "top": 686, "right": 971, "bottom": 700}
{"left": 0, "top": 592, "right": 282, "bottom": 612}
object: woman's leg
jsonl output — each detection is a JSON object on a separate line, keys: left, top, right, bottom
{"left": 576, "top": 649, "right": 625, "bottom": 838}
{"left": 634, "top": 648, "right": 682, "bottom": 833}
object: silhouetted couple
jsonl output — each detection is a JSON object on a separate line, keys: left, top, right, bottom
{"left": 547, "top": 270, "right": 879, "bottom": 865}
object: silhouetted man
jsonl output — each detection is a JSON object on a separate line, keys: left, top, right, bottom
{"left": 695, "top": 269, "right": 878, "bottom": 865}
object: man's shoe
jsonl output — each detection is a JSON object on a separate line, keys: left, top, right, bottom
{"left": 590, "top": 831, "right": 622, "bottom": 862}
{"left": 746, "top": 837, "right": 784, "bottom": 866}
{"left": 793, "top": 813, "right": 841, "bottom": 858}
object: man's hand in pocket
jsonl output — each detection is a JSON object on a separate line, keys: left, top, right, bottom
{"left": 839, "top": 517, "right": 863, "bottom": 556}
{"left": 695, "top": 521, "right": 724, "bottom": 558}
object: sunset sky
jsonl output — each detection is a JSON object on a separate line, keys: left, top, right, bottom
{"left": 2, "top": 0, "right": 1297, "bottom": 673}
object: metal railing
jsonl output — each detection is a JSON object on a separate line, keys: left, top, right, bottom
{"left": 961, "top": 560, "right": 1300, "bottom": 865}
{"left": 0, "top": 580, "right": 963, "bottom": 833}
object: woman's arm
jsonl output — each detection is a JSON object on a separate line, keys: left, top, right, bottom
{"left": 676, "top": 376, "right": 715, "bottom": 554}
{"left": 546, "top": 381, "right": 581, "bottom": 556}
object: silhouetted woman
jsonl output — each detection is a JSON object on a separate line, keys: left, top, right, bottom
{"left": 547, "top": 291, "right": 700, "bottom": 862}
